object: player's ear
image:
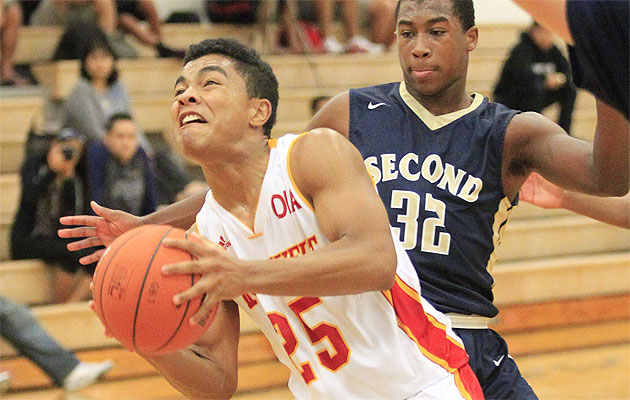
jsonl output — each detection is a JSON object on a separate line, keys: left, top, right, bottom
{"left": 464, "top": 26, "right": 478, "bottom": 52}
{"left": 249, "top": 98, "right": 272, "bottom": 131}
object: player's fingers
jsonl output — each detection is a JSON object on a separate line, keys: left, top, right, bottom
{"left": 164, "top": 238, "right": 221, "bottom": 258}
{"left": 58, "top": 226, "right": 98, "bottom": 239}
{"left": 79, "top": 249, "right": 106, "bottom": 265}
{"left": 59, "top": 215, "right": 103, "bottom": 227}
{"left": 88, "top": 299, "right": 95, "bottom": 311}
{"left": 161, "top": 259, "right": 206, "bottom": 275}
{"left": 173, "top": 278, "right": 212, "bottom": 305}
{"left": 91, "top": 201, "right": 115, "bottom": 218}
{"left": 66, "top": 236, "right": 103, "bottom": 251}
{"left": 190, "top": 297, "right": 219, "bottom": 327}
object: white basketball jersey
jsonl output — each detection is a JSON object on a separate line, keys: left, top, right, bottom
{"left": 195, "top": 134, "right": 473, "bottom": 400}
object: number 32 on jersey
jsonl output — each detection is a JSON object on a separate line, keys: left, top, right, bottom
{"left": 391, "top": 190, "right": 451, "bottom": 255}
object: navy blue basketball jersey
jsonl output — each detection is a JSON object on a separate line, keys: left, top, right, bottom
{"left": 566, "top": 0, "right": 629, "bottom": 119}
{"left": 349, "top": 82, "right": 519, "bottom": 318}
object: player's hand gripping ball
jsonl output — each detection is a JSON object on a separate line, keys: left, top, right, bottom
{"left": 92, "top": 225, "right": 219, "bottom": 355}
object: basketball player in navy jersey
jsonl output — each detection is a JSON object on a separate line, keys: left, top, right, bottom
{"left": 303, "top": 0, "right": 628, "bottom": 398}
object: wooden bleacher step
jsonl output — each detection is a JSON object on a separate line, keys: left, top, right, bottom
{"left": 493, "top": 293, "right": 630, "bottom": 356}
{"left": 0, "top": 260, "right": 52, "bottom": 306}
{"left": 493, "top": 252, "right": 630, "bottom": 305}
{"left": 496, "top": 214, "right": 630, "bottom": 261}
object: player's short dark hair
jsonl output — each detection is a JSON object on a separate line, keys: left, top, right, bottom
{"left": 183, "top": 38, "right": 279, "bottom": 137}
{"left": 79, "top": 39, "right": 119, "bottom": 86}
{"left": 106, "top": 112, "right": 133, "bottom": 133}
{"left": 395, "top": 0, "right": 475, "bottom": 31}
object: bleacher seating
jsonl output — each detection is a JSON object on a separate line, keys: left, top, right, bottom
{"left": 1, "top": 22, "right": 627, "bottom": 398}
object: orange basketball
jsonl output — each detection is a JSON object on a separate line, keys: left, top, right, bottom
{"left": 92, "top": 224, "right": 218, "bottom": 355}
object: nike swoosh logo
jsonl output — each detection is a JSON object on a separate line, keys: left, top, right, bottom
{"left": 492, "top": 355, "right": 505, "bottom": 367}
{"left": 368, "top": 102, "right": 387, "bottom": 110}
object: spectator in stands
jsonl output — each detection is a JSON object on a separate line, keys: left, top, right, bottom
{"left": 0, "top": 0, "right": 31, "bottom": 85}
{"left": 115, "top": 0, "right": 185, "bottom": 58}
{"left": 10, "top": 128, "right": 95, "bottom": 303}
{"left": 88, "top": 113, "right": 157, "bottom": 216}
{"left": 0, "top": 295, "right": 113, "bottom": 393}
{"left": 494, "top": 22, "right": 577, "bottom": 134}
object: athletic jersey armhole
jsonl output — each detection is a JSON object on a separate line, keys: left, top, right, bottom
{"left": 286, "top": 132, "right": 315, "bottom": 211}
{"left": 495, "top": 107, "right": 521, "bottom": 204}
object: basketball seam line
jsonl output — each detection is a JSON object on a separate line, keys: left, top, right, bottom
{"left": 132, "top": 226, "right": 174, "bottom": 351}
{"left": 155, "top": 231, "right": 197, "bottom": 352}
{"left": 98, "top": 227, "right": 148, "bottom": 337}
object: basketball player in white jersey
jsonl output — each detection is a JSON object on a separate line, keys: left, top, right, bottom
{"left": 62, "top": 38, "right": 483, "bottom": 399}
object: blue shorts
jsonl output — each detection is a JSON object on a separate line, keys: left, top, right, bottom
{"left": 454, "top": 328, "right": 538, "bottom": 400}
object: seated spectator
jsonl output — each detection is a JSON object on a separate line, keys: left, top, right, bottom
{"left": 0, "top": 0, "right": 31, "bottom": 85}
{"left": 60, "top": 38, "right": 150, "bottom": 149}
{"left": 10, "top": 128, "right": 95, "bottom": 303}
{"left": 115, "top": 0, "right": 185, "bottom": 58}
{"left": 494, "top": 22, "right": 577, "bottom": 134}
{"left": 0, "top": 295, "right": 113, "bottom": 393}
{"left": 88, "top": 113, "right": 157, "bottom": 216}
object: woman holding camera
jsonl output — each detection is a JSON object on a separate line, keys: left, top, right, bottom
{"left": 10, "top": 128, "right": 95, "bottom": 303}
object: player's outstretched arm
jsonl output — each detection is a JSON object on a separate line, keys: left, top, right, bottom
{"left": 58, "top": 201, "right": 143, "bottom": 264}
{"left": 59, "top": 191, "right": 207, "bottom": 264}
{"left": 141, "top": 300, "right": 240, "bottom": 399}
{"left": 521, "top": 172, "right": 630, "bottom": 229}
{"left": 502, "top": 112, "right": 629, "bottom": 201}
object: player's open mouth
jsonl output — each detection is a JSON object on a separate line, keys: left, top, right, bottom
{"left": 179, "top": 112, "right": 207, "bottom": 127}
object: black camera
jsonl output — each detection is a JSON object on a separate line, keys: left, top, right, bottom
{"left": 62, "top": 146, "right": 76, "bottom": 161}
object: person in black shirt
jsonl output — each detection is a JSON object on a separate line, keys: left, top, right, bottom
{"left": 494, "top": 22, "right": 576, "bottom": 134}
{"left": 10, "top": 128, "right": 94, "bottom": 302}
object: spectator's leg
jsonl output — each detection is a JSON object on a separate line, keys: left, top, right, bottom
{"left": 0, "top": 296, "right": 79, "bottom": 386}
{"left": 91, "top": 0, "right": 116, "bottom": 34}
{"left": 340, "top": 0, "right": 361, "bottom": 39}
{"left": 315, "top": 0, "right": 334, "bottom": 39}
{"left": 137, "top": 0, "right": 161, "bottom": 40}
{"left": 118, "top": 12, "right": 157, "bottom": 46}
{"left": 315, "top": 0, "right": 343, "bottom": 53}
{"left": 0, "top": 2, "right": 23, "bottom": 84}
{"left": 367, "top": 0, "right": 396, "bottom": 46}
